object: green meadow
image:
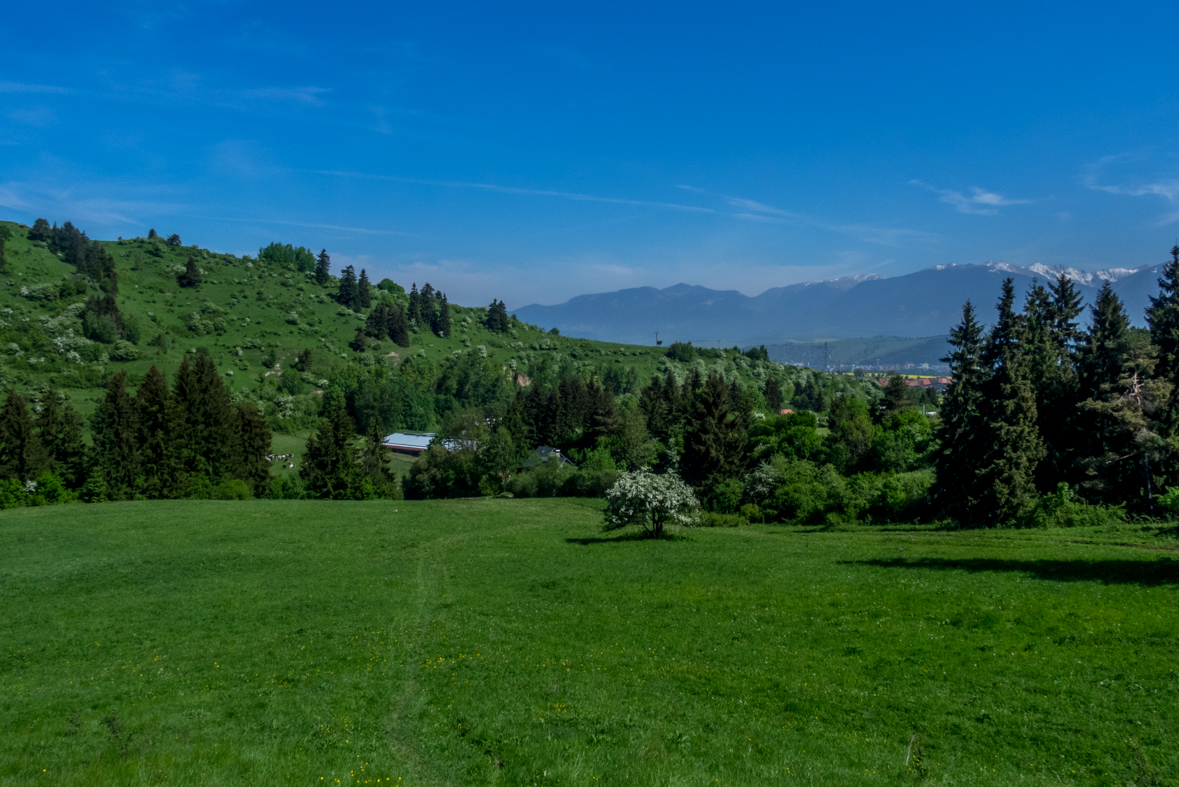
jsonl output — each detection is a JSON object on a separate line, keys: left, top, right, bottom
{"left": 3, "top": 500, "right": 1178, "bottom": 786}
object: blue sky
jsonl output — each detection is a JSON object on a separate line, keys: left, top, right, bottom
{"left": 2, "top": 1, "right": 1178, "bottom": 308}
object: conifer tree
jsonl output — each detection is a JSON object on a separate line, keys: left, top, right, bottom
{"left": 28, "top": 218, "right": 51, "bottom": 242}
{"left": 301, "top": 397, "right": 365, "bottom": 499}
{"left": 358, "top": 269, "right": 372, "bottom": 309}
{"left": 135, "top": 365, "right": 184, "bottom": 498}
{"left": 92, "top": 371, "right": 140, "bottom": 499}
{"left": 337, "top": 265, "right": 359, "bottom": 309}
{"left": 879, "top": 374, "right": 913, "bottom": 419}
{"left": 174, "top": 355, "right": 234, "bottom": 484}
{"left": 36, "top": 388, "right": 86, "bottom": 488}
{"left": 1080, "top": 335, "right": 1173, "bottom": 511}
{"left": 0, "top": 224, "right": 9, "bottom": 272}
{"left": 408, "top": 284, "right": 422, "bottom": 324}
{"left": 1147, "top": 244, "right": 1179, "bottom": 402}
{"left": 147, "top": 228, "right": 158, "bottom": 239}
{"left": 365, "top": 302, "right": 390, "bottom": 340}
{"left": 639, "top": 377, "right": 672, "bottom": 441}
{"left": 436, "top": 293, "right": 452, "bottom": 337}
{"left": 360, "top": 416, "right": 400, "bottom": 498}
{"left": 315, "top": 249, "right": 331, "bottom": 285}
{"left": 763, "top": 378, "right": 783, "bottom": 411}
{"left": 177, "top": 256, "right": 202, "bottom": 288}
{"left": 389, "top": 304, "right": 410, "bottom": 347}
{"left": 230, "top": 403, "right": 272, "bottom": 494}
{"left": 419, "top": 284, "right": 437, "bottom": 328}
{"left": 484, "top": 299, "right": 510, "bottom": 333}
{"left": 980, "top": 278, "right": 1022, "bottom": 370}
{"left": 932, "top": 300, "right": 986, "bottom": 521}
{"left": 0, "top": 391, "right": 49, "bottom": 481}
{"left": 1048, "top": 272, "right": 1085, "bottom": 358}
{"left": 975, "top": 349, "right": 1045, "bottom": 525}
{"left": 1078, "top": 282, "right": 1132, "bottom": 399}
{"left": 681, "top": 373, "right": 747, "bottom": 487}
{"left": 973, "top": 287, "right": 1045, "bottom": 525}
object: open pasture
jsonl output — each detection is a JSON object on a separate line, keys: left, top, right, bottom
{"left": 2, "top": 499, "right": 1178, "bottom": 785}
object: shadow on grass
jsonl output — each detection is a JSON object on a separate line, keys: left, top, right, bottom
{"left": 566, "top": 530, "right": 690, "bottom": 545}
{"left": 843, "top": 557, "right": 1179, "bottom": 585}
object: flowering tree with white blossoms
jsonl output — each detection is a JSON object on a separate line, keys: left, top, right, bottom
{"left": 603, "top": 468, "right": 700, "bottom": 537}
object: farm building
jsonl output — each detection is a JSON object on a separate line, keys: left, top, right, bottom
{"left": 523, "top": 446, "right": 576, "bottom": 468}
{"left": 382, "top": 432, "right": 435, "bottom": 456}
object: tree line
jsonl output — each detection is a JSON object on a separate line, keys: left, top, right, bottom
{"left": 934, "top": 246, "right": 1179, "bottom": 524}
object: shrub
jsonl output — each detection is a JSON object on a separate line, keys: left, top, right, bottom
{"left": 602, "top": 468, "right": 699, "bottom": 537}
{"left": 27, "top": 472, "right": 75, "bottom": 506}
{"left": 0, "top": 478, "right": 26, "bottom": 509}
{"left": 214, "top": 479, "right": 253, "bottom": 500}
{"left": 1028, "top": 484, "right": 1127, "bottom": 528}
{"left": 109, "top": 340, "right": 138, "bottom": 362}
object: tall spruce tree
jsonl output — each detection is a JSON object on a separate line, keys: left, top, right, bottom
{"left": 436, "top": 293, "right": 452, "bottom": 337}
{"left": 315, "top": 249, "right": 331, "bottom": 285}
{"left": 419, "top": 283, "right": 437, "bottom": 328}
{"left": 0, "top": 391, "right": 49, "bottom": 482}
{"left": 230, "top": 403, "right": 272, "bottom": 494}
{"left": 1080, "top": 334, "right": 1173, "bottom": 512}
{"left": 92, "top": 370, "right": 140, "bottom": 499}
{"left": 1147, "top": 244, "right": 1179, "bottom": 427}
{"left": 1079, "top": 282, "right": 1132, "bottom": 399}
{"left": 0, "top": 224, "right": 9, "bottom": 271}
{"left": 1048, "top": 273, "right": 1085, "bottom": 357}
{"left": 135, "top": 365, "right": 184, "bottom": 498}
{"left": 681, "top": 373, "right": 747, "bottom": 487}
{"left": 337, "top": 265, "right": 360, "bottom": 309}
{"left": 360, "top": 416, "right": 400, "bottom": 498}
{"left": 408, "top": 284, "right": 422, "bottom": 324}
{"left": 762, "top": 378, "right": 783, "bottom": 411}
{"left": 301, "top": 397, "right": 365, "bottom": 499}
{"left": 174, "top": 355, "right": 235, "bottom": 484}
{"left": 932, "top": 300, "right": 987, "bottom": 521}
{"left": 358, "top": 269, "right": 372, "bottom": 309}
{"left": 973, "top": 285, "right": 1045, "bottom": 525}
{"left": 390, "top": 304, "right": 410, "bottom": 347}
{"left": 36, "top": 388, "right": 86, "bottom": 488}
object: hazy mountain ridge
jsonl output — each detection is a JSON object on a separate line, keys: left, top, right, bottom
{"left": 513, "top": 261, "right": 1166, "bottom": 345}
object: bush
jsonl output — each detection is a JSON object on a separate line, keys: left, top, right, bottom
{"left": 214, "top": 479, "right": 253, "bottom": 500}
{"left": 27, "top": 472, "right": 75, "bottom": 506}
{"left": 109, "top": 340, "right": 138, "bottom": 362}
{"left": 603, "top": 468, "right": 699, "bottom": 537}
{"left": 1028, "top": 484, "right": 1127, "bottom": 528}
{"left": 0, "top": 478, "right": 26, "bottom": 509}
{"left": 403, "top": 444, "right": 483, "bottom": 499}
{"left": 1159, "top": 486, "right": 1179, "bottom": 518}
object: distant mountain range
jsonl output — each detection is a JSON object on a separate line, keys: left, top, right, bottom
{"left": 512, "top": 261, "right": 1165, "bottom": 345}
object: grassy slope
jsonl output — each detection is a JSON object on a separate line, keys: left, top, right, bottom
{"left": 1, "top": 219, "right": 816, "bottom": 426}
{"left": 3, "top": 499, "right": 1178, "bottom": 785}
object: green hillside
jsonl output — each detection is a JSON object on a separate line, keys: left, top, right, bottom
{"left": 0, "top": 218, "right": 875, "bottom": 431}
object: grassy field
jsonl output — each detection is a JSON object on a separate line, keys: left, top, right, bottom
{"left": 3, "top": 500, "right": 1178, "bottom": 785}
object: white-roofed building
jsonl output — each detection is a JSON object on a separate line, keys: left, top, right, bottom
{"left": 382, "top": 431, "right": 434, "bottom": 455}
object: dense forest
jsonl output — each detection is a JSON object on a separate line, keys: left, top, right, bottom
{"left": 1, "top": 217, "right": 1176, "bottom": 527}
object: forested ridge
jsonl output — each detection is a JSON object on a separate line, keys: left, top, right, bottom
{"left": 0, "top": 216, "right": 1175, "bottom": 526}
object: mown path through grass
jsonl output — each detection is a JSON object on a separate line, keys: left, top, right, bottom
{"left": 2, "top": 499, "right": 1178, "bottom": 785}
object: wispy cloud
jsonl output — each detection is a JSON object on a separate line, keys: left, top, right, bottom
{"left": 0, "top": 180, "right": 186, "bottom": 226}
{"left": 0, "top": 81, "right": 70, "bottom": 94}
{"left": 679, "top": 185, "right": 935, "bottom": 246}
{"left": 309, "top": 170, "right": 715, "bottom": 213}
{"left": 187, "top": 215, "right": 413, "bottom": 236}
{"left": 1083, "top": 152, "right": 1179, "bottom": 201}
{"left": 7, "top": 107, "right": 57, "bottom": 128}
{"left": 243, "top": 86, "right": 331, "bottom": 106}
{"left": 910, "top": 180, "right": 1031, "bottom": 215}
